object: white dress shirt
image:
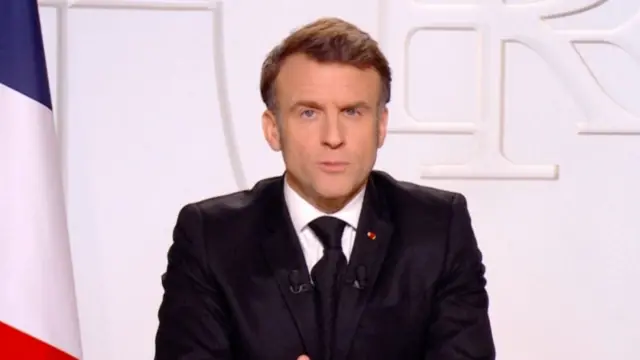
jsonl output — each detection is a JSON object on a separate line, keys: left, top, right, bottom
{"left": 283, "top": 180, "right": 365, "bottom": 273}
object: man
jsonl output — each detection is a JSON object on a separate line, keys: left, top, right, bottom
{"left": 155, "top": 17, "right": 495, "bottom": 360}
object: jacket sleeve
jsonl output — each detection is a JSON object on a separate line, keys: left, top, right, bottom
{"left": 424, "top": 193, "right": 496, "bottom": 359}
{"left": 155, "top": 204, "right": 233, "bottom": 359}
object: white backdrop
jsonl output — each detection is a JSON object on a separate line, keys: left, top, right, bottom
{"left": 37, "top": 0, "right": 640, "bottom": 359}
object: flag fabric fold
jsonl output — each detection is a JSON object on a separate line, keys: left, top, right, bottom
{"left": 0, "top": 1, "right": 83, "bottom": 358}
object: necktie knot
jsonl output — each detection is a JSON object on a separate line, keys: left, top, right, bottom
{"left": 308, "top": 216, "right": 346, "bottom": 250}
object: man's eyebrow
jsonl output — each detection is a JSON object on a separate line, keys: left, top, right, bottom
{"left": 288, "top": 100, "right": 323, "bottom": 111}
{"left": 287, "top": 100, "right": 373, "bottom": 112}
{"left": 343, "top": 101, "right": 371, "bottom": 110}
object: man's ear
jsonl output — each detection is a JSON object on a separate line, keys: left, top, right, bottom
{"left": 377, "top": 106, "right": 388, "bottom": 148}
{"left": 262, "top": 109, "right": 281, "bottom": 151}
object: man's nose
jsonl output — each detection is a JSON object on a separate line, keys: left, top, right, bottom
{"left": 321, "top": 115, "right": 344, "bottom": 148}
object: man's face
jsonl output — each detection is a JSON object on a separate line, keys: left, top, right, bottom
{"left": 262, "top": 53, "right": 388, "bottom": 209}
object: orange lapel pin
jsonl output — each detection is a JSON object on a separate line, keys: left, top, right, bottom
{"left": 367, "top": 231, "right": 376, "bottom": 240}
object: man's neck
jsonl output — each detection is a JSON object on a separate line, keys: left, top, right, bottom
{"left": 284, "top": 173, "right": 366, "bottom": 214}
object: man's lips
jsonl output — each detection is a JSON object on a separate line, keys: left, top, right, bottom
{"left": 318, "top": 161, "right": 348, "bottom": 172}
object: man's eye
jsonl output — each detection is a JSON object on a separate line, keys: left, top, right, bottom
{"left": 301, "top": 109, "right": 316, "bottom": 118}
{"left": 344, "top": 108, "right": 360, "bottom": 116}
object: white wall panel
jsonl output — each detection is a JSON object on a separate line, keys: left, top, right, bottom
{"left": 37, "top": 0, "right": 640, "bottom": 359}
{"left": 63, "top": 6, "right": 231, "bottom": 359}
{"left": 407, "top": 29, "right": 480, "bottom": 124}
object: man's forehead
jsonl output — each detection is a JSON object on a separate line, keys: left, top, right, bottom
{"left": 276, "top": 69, "right": 380, "bottom": 98}
{"left": 278, "top": 54, "right": 380, "bottom": 78}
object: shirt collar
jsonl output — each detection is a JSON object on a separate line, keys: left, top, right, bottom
{"left": 283, "top": 179, "right": 365, "bottom": 233}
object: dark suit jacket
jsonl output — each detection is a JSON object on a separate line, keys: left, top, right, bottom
{"left": 155, "top": 170, "right": 495, "bottom": 359}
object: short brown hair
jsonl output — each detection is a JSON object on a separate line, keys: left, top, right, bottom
{"left": 259, "top": 17, "right": 392, "bottom": 112}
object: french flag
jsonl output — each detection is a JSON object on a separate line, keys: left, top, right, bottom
{"left": 0, "top": 1, "right": 83, "bottom": 358}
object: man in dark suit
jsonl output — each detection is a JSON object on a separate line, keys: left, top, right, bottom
{"left": 155, "top": 17, "right": 495, "bottom": 360}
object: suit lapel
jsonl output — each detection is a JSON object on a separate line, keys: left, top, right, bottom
{"left": 334, "top": 176, "right": 394, "bottom": 360}
{"left": 258, "top": 177, "right": 320, "bottom": 359}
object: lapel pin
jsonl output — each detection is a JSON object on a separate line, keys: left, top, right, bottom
{"left": 367, "top": 231, "right": 376, "bottom": 240}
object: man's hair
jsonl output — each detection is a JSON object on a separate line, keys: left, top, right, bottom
{"left": 259, "top": 17, "right": 392, "bottom": 113}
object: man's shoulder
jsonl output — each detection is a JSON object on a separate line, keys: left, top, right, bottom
{"left": 371, "top": 170, "right": 464, "bottom": 211}
{"left": 178, "top": 175, "right": 282, "bottom": 224}
{"left": 371, "top": 171, "right": 472, "bottom": 248}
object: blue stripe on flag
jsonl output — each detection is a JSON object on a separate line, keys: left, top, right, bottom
{"left": 0, "top": 0, "right": 53, "bottom": 110}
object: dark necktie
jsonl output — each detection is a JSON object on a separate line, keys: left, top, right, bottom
{"left": 309, "top": 216, "right": 347, "bottom": 360}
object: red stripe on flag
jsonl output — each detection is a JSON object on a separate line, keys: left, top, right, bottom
{"left": 0, "top": 321, "right": 77, "bottom": 359}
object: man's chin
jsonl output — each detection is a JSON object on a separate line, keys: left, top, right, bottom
{"left": 315, "top": 185, "right": 357, "bottom": 202}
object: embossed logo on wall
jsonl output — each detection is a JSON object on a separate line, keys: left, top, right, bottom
{"left": 39, "top": 0, "right": 640, "bottom": 184}
{"left": 379, "top": 0, "right": 640, "bottom": 180}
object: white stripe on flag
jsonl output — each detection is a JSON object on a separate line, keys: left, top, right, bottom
{"left": 0, "top": 83, "right": 82, "bottom": 358}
